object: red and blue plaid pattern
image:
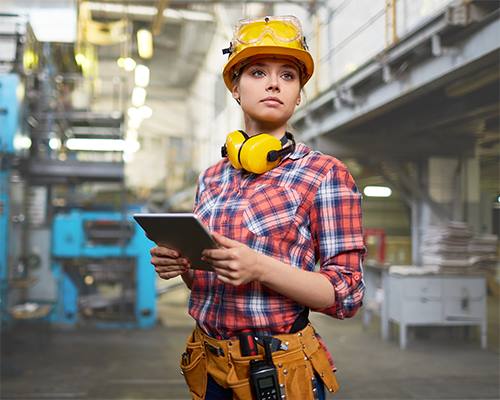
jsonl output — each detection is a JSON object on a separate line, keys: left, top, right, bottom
{"left": 190, "top": 143, "right": 365, "bottom": 360}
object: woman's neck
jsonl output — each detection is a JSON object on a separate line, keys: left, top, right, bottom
{"left": 243, "top": 117, "right": 287, "bottom": 139}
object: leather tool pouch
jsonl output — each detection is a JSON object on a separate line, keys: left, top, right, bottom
{"left": 179, "top": 329, "right": 207, "bottom": 400}
{"left": 180, "top": 323, "right": 339, "bottom": 400}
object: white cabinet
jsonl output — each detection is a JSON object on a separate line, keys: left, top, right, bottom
{"left": 381, "top": 272, "right": 487, "bottom": 349}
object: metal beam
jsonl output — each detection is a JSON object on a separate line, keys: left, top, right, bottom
{"left": 293, "top": 11, "right": 500, "bottom": 141}
{"left": 386, "top": 161, "right": 452, "bottom": 221}
{"left": 21, "top": 159, "right": 124, "bottom": 184}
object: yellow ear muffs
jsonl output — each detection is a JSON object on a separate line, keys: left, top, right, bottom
{"left": 221, "top": 131, "right": 296, "bottom": 174}
{"left": 239, "top": 133, "right": 282, "bottom": 174}
{"left": 221, "top": 130, "right": 248, "bottom": 169}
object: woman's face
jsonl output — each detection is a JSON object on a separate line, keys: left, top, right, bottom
{"left": 231, "top": 58, "right": 301, "bottom": 137}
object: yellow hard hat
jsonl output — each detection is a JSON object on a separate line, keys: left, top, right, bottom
{"left": 222, "top": 15, "right": 314, "bottom": 92}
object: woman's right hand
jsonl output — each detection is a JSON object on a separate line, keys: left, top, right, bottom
{"left": 150, "top": 245, "right": 191, "bottom": 281}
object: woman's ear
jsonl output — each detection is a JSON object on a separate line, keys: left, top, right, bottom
{"left": 296, "top": 91, "right": 301, "bottom": 106}
{"left": 232, "top": 85, "right": 240, "bottom": 101}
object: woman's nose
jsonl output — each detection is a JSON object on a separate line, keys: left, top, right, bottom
{"left": 267, "top": 76, "right": 280, "bottom": 91}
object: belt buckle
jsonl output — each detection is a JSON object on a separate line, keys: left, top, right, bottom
{"left": 204, "top": 341, "right": 225, "bottom": 357}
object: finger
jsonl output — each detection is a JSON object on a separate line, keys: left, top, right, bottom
{"left": 151, "top": 246, "right": 180, "bottom": 259}
{"left": 211, "top": 232, "right": 239, "bottom": 248}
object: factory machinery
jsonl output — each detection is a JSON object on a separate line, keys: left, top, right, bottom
{"left": 0, "top": 14, "right": 156, "bottom": 329}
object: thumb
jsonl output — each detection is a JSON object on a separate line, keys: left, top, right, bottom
{"left": 211, "top": 232, "right": 239, "bottom": 248}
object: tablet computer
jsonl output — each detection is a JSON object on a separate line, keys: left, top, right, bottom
{"left": 133, "top": 213, "right": 217, "bottom": 271}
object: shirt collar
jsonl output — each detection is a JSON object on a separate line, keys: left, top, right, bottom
{"left": 287, "top": 142, "right": 311, "bottom": 161}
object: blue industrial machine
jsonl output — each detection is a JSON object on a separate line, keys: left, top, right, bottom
{"left": 0, "top": 16, "right": 158, "bottom": 331}
{"left": 0, "top": 73, "right": 30, "bottom": 155}
{"left": 52, "top": 210, "right": 156, "bottom": 329}
{"left": 0, "top": 72, "right": 31, "bottom": 323}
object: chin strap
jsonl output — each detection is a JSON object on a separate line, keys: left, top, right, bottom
{"left": 267, "top": 132, "right": 296, "bottom": 162}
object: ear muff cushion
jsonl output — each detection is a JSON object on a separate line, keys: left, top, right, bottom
{"left": 225, "top": 130, "right": 248, "bottom": 169}
{"left": 239, "top": 134, "right": 282, "bottom": 174}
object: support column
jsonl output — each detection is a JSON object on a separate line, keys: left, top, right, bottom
{"left": 463, "top": 157, "right": 481, "bottom": 233}
{"left": 428, "top": 157, "right": 460, "bottom": 221}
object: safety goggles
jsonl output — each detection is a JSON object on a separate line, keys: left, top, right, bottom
{"left": 232, "top": 15, "right": 306, "bottom": 48}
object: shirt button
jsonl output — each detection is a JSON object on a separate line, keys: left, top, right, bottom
{"left": 215, "top": 297, "right": 219, "bottom": 303}
{"left": 222, "top": 216, "right": 228, "bottom": 222}
{"left": 277, "top": 187, "right": 284, "bottom": 192}
{"left": 217, "top": 335, "right": 222, "bottom": 340}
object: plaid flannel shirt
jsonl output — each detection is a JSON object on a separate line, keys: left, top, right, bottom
{"left": 189, "top": 142, "right": 365, "bottom": 368}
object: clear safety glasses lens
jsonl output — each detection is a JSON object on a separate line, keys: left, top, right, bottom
{"left": 234, "top": 16, "right": 302, "bottom": 46}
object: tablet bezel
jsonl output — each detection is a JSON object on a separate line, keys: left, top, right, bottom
{"left": 133, "top": 213, "right": 217, "bottom": 271}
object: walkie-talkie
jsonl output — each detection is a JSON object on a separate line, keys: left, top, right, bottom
{"left": 249, "top": 337, "right": 281, "bottom": 400}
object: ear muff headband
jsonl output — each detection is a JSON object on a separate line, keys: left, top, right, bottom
{"left": 221, "top": 131, "right": 295, "bottom": 174}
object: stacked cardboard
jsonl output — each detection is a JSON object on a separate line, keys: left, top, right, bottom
{"left": 420, "top": 223, "right": 499, "bottom": 274}
{"left": 467, "top": 234, "right": 499, "bottom": 274}
{"left": 421, "top": 222, "right": 473, "bottom": 274}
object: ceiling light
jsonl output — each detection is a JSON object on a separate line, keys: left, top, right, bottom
{"left": 117, "top": 57, "right": 125, "bottom": 68}
{"left": 13, "top": 135, "right": 32, "bottom": 150}
{"left": 124, "top": 138, "right": 140, "bottom": 154}
{"left": 363, "top": 186, "right": 392, "bottom": 197}
{"left": 131, "top": 87, "right": 147, "bottom": 107}
{"left": 128, "top": 118, "right": 142, "bottom": 129}
{"left": 135, "top": 65, "right": 150, "bottom": 87}
{"left": 126, "top": 129, "right": 138, "bottom": 140}
{"left": 123, "top": 153, "right": 134, "bottom": 163}
{"left": 123, "top": 57, "right": 136, "bottom": 71}
{"left": 75, "top": 53, "right": 85, "bottom": 65}
{"left": 49, "top": 138, "right": 61, "bottom": 150}
{"left": 139, "top": 106, "right": 153, "bottom": 119}
{"left": 137, "top": 30, "right": 153, "bottom": 59}
{"left": 86, "top": 2, "right": 214, "bottom": 21}
{"left": 127, "top": 107, "right": 140, "bottom": 119}
{"left": 66, "top": 138, "right": 125, "bottom": 151}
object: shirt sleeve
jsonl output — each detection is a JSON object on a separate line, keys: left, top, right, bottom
{"left": 310, "top": 164, "right": 366, "bottom": 319}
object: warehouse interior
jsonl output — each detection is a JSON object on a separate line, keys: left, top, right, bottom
{"left": 0, "top": 0, "right": 499, "bottom": 399}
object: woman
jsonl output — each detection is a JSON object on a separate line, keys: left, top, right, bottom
{"left": 150, "top": 15, "right": 365, "bottom": 399}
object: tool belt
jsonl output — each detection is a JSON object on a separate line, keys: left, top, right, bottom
{"left": 180, "top": 323, "right": 339, "bottom": 399}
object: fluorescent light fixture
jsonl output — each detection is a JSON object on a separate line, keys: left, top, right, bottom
{"left": 66, "top": 138, "right": 125, "bottom": 151}
{"left": 134, "top": 65, "right": 150, "bottom": 87}
{"left": 139, "top": 105, "right": 153, "bottom": 119}
{"left": 363, "top": 186, "right": 392, "bottom": 197}
{"left": 137, "top": 30, "right": 153, "bottom": 59}
{"left": 123, "top": 57, "right": 136, "bottom": 71}
{"left": 86, "top": 2, "right": 214, "bottom": 21}
{"left": 131, "top": 87, "right": 147, "bottom": 107}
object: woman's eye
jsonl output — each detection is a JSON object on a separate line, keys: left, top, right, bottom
{"left": 251, "top": 70, "right": 265, "bottom": 77}
{"left": 282, "top": 72, "right": 295, "bottom": 80}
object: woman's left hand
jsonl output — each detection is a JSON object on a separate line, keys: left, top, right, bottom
{"left": 202, "top": 232, "right": 263, "bottom": 286}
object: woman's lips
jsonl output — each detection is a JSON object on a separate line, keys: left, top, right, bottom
{"left": 261, "top": 97, "right": 283, "bottom": 105}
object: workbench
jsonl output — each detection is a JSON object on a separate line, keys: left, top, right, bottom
{"left": 381, "top": 269, "right": 487, "bottom": 349}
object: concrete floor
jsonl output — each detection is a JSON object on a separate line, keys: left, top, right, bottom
{"left": 1, "top": 284, "right": 499, "bottom": 400}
